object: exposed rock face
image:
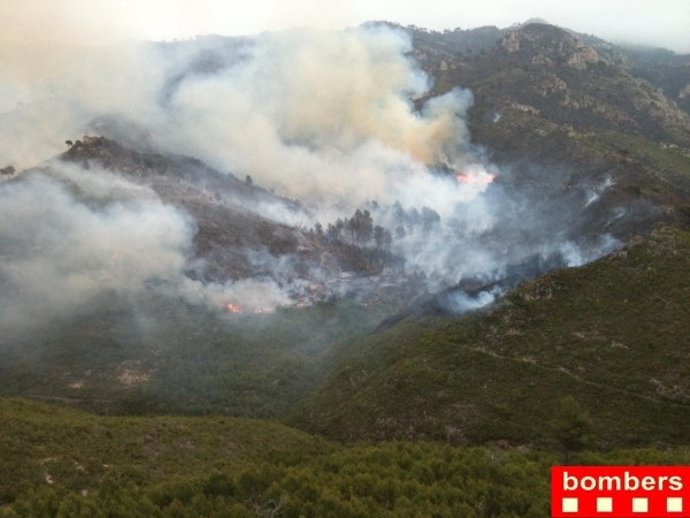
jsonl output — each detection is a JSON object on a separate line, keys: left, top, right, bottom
{"left": 500, "top": 23, "right": 600, "bottom": 70}
{"left": 397, "top": 19, "right": 690, "bottom": 221}
{"left": 410, "top": 21, "right": 690, "bottom": 150}
{"left": 501, "top": 30, "right": 521, "bottom": 53}
{"left": 566, "top": 45, "right": 599, "bottom": 70}
{"left": 537, "top": 73, "right": 568, "bottom": 96}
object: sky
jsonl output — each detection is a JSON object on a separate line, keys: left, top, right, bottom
{"left": 0, "top": 0, "right": 688, "bottom": 52}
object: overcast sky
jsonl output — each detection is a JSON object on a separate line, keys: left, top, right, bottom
{"left": 1, "top": 0, "right": 689, "bottom": 52}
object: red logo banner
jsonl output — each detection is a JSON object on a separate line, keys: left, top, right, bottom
{"left": 552, "top": 466, "right": 690, "bottom": 517}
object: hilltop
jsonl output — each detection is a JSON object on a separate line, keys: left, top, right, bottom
{"left": 409, "top": 22, "right": 690, "bottom": 214}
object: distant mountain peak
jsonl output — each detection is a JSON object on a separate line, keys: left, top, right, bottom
{"left": 518, "top": 17, "right": 551, "bottom": 27}
{"left": 500, "top": 23, "right": 601, "bottom": 69}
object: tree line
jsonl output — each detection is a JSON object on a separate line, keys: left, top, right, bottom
{"left": 311, "top": 204, "right": 442, "bottom": 249}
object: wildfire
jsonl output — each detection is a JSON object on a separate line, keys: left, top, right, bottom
{"left": 226, "top": 303, "right": 242, "bottom": 313}
{"left": 225, "top": 303, "right": 275, "bottom": 314}
{"left": 455, "top": 170, "right": 495, "bottom": 185}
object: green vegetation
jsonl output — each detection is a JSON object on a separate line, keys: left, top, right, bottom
{"left": 4, "top": 228, "right": 689, "bottom": 453}
{"left": 2, "top": 398, "right": 689, "bottom": 517}
{"left": 594, "top": 131, "right": 690, "bottom": 196}
{"left": 550, "top": 396, "right": 595, "bottom": 455}
{"left": 597, "top": 132, "right": 690, "bottom": 175}
{"left": 294, "top": 227, "right": 690, "bottom": 446}
{"left": 3, "top": 23, "right": 690, "bottom": 517}
{"left": 0, "top": 300, "right": 395, "bottom": 418}
{"left": 473, "top": 106, "right": 690, "bottom": 205}
{"left": 0, "top": 398, "right": 331, "bottom": 505}
{"left": 4, "top": 230, "right": 689, "bottom": 514}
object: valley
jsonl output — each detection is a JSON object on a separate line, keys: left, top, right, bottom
{"left": 1, "top": 16, "right": 689, "bottom": 517}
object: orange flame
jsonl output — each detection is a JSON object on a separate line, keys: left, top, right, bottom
{"left": 225, "top": 303, "right": 276, "bottom": 314}
{"left": 455, "top": 171, "right": 495, "bottom": 185}
{"left": 226, "top": 303, "right": 242, "bottom": 313}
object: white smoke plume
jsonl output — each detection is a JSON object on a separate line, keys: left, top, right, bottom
{"left": 0, "top": 165, "right": 290, "bottom": 331}
{"left": 0, "top": 24, "right": 626, "bottom": 321}
{"left": 1, "top": 26, "right": 476, "bottom": 207}
{"left": 158, "top": 27, "right": 473, "bottom": 207}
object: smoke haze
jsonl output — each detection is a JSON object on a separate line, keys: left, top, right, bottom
{"left": 2, "top": 1, "right": 686, "bottom": 52}
{"left": 0, "top": 24, "right": 626, "bottom": 329}
{"left": 0, "top": 164, "right": 290, "bottom": 332}
{"left": 1, "top": 27, "right": 474, "bottom": 204}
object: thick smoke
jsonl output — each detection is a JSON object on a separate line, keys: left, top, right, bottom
{"left": 0, "top": 164, "right": 289, "bottom": 332}
{"left": 0, "top": 25, "right": 623, "bottom": 322}
{"left": 1, "top": 26, "right": 474, "bottom": 206}
{"left": 158, "top": 28, "right": 473, "bottom": 206}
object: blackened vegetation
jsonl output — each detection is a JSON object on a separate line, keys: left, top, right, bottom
{"left": 58, "top": 136, "right": 309, "bottom": 281}
{"left": 308, "top": 204, "right": 441, "bottom": 275}
{"left": 52, "top": 136, "right": 439, "bottom": 311}
{"left": 310, "top": 209, "right": 393, "bottom": 272}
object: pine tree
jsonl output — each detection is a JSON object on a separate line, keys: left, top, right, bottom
{"left": 551, "top": 396, "right": 595, "bottom": 455}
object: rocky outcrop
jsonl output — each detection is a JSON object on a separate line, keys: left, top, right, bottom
{"left": 500, "top": 23, "right": 600, "bottom": 70}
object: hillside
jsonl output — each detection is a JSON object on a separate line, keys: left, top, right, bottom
{"left": 2, "top": 398, "right": 689, "bottom": 517}
{"left": 2, "top": 21, "right": 690, "bottom": 435}
{"left": 293, "top": 226, "right": 690, "bottom": 446}
{"left": 0, "top": 398, "right": 329, "bottom": 505}
{"left": 3, "top": 18, "right": 690, "bottom": 517}
{"left": 408, "top": 22, "right": 690, "bottom": 117}
{"left": 0, "top": 297, "right": 395, "bottom": 417}
{"left": 410, "top": 22, "right": 690, "bottom": 214}
{"left": 57, "top": 136, "right": 383, "bottom": 281}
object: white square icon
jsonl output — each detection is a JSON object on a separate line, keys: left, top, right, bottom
{"left": 597, "top": 497, "right": 613, "bottom": 513}
{"left": 632, "top": 497, "right": 648, "bottom": 513}
{"left": 667, "top": 497, "right": 683, "bottom": 513}
{"left": 562, "top": 497, "right": 579, "bottom": 513}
